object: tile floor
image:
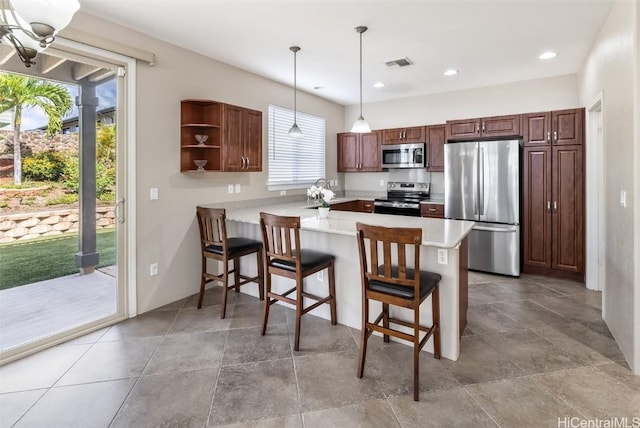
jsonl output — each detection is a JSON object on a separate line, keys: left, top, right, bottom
{"left": 1, "top": 272, "right": 638, "bottom": 428}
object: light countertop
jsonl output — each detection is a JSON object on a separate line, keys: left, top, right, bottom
{"left": 220, "top": 201, "right": 473, "bottom": 249}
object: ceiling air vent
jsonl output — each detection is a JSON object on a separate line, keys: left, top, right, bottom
{"left": 385, "top": 57, "right": 413, "bottom": 67}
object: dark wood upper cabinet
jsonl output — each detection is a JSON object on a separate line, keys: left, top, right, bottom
{"left": 553, "top": 109, "right": 584, "bottom": 146}
{"left": 180, "top": 99, "right": 262, "bottom": 172}
{"left": 445, "top": 118, "right": 480, "bottom": 140}
{"left": 446, "top": 115, "right": 520, "bottom": 141}
{"left": 337, "top": 131, "right": 382, "bottom": 172}
{"left": 523, "top": 108, "right": 584, "bottom": 147}
{"left": 382, "top": 126, "right": 425, "bottom": 144}
{"left": 222, "top": 104, "right": 262, "bottom": 172}
{"left": 426, "top": 125, "right": 445, "bottom": 172}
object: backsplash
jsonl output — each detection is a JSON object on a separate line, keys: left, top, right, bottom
{"left": 344, "top": 171, "right": 444, "bottom": 195}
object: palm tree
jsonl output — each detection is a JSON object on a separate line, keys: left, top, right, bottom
{"left": 0, "top": 73, "right": 73, "bottom": 185}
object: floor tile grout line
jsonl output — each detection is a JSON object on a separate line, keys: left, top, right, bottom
{"left": 107, "top": 308, "right": 180, "bottom": 427}
{"left": 461, "top": 386, "right": 503, "bottom": 428}
{"left": 12, "top": 336, "right": 107, "bottom": 428}
{"left": 527, "top": 370, "right": 592, "bottom": 420}
{"left": 204, "top": 326, "right": 230, "bottom": 427}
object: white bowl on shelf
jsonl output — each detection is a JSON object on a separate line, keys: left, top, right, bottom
{"left": 195, "top": 134, "right": 208, "bottom": 145}
{"left": 194, "top": 159, "right": 208, "bottom": 171}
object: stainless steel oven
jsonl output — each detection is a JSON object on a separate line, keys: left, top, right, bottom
{"left": 373, "top": 182, "right": 430, "bottom": 216}
{"left": 381, "top": 143, "right": 426, "bottom": 169}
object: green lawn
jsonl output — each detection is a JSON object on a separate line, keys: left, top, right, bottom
{"left": 0, "top": 229, "right": 116, "bottom": 290}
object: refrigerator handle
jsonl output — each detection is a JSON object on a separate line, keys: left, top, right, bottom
{"left": 473, "top": 145, "right": 479, "bottom": 215}
{"left": 479, "top": 147, "right": 485, "bottom": 215}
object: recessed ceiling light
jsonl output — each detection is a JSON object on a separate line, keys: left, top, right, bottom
{"left": 373, "top": 82, "right": 384, "bottom": 88}
{"left": 539, "top": 51, "right": 557, "bottom": 60}
{"left": 444, "top": 69, "right": 458, "bottom": 76}
{"left": 313, "top": 86, "right": 325, "bottom": 90}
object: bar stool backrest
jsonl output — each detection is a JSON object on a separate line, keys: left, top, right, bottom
{"left": 356, "top": 222, "right": 423, "bottom": 297}
{"left": 259, "top": 212, "right": 302, "bottom": 269}
{"left": 196, "top": 207, "right": 227, "bottom": 252}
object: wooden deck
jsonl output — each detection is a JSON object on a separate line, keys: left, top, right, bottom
{"left": 0, "top": 269, "right": 117, "bottom": 352}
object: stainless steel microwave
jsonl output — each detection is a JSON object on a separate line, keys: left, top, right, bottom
{"left": 381, "top": 143, "right": 426, "bottom": 168}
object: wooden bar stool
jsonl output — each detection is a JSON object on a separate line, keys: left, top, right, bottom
{"left": 196, "top": 207, "right": 264, "bottom": 319}
{"left": 259, "top": 212, "right": 337, "bottom": 351}
{"left": 355, "top": 222, "right": 441, "bottom": 401}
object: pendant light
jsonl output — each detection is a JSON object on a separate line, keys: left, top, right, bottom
{"left": 351, "top": 26, "right": 371, "bottom": 133}
{"left": 288, "top": 46, "right": 302, "bottom": 138}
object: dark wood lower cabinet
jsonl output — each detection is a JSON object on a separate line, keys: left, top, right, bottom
{"left": 523, "top": 145, "right": 584, "bottom": 280}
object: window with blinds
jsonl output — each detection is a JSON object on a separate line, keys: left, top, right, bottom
{"left": 267, "top": 105, "right": 325, "bottom": 190}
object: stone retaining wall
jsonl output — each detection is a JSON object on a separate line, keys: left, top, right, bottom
{"left": 0, "top": 130, "right": 79, "bottom": 155}
{"left": 0, "top": 206, "right": 115, "bottom": 243}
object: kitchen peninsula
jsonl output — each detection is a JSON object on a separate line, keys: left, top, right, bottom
{"left": 212, "top": 200, "right": 474, "bottom": 361}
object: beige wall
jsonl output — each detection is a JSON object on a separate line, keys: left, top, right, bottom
{"left": 68, "top": 12, "right": 345, "bottom": 313}
{"left": 577, "top": 0, "right": 638, "bottom": 373}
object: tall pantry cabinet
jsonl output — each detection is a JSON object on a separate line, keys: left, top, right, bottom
{"left": 522, "top": 108, "right": 585, "bottom": 280}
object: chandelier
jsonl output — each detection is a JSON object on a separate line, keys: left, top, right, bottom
{"left": 0, "top": 0, "right": 80, "bottom": 67}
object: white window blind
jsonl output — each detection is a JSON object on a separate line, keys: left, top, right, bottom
{"left": 268, "top": 105, "right": 325, "bottom": 189}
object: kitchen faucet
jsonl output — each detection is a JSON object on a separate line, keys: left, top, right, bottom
{"left": 315, "top": 178, "right": 330, "bottom": 190}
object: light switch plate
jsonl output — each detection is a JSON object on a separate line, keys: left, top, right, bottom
{"left": 149, "top": 263, "right": 158, "bottom": 276}
{"left": 280, "top": 190, "right": 287, "bottom": 196}
{"left": 379, "top": 179, "right": 385, "bottom": 186}
{"left": 235, "top": 184, "right": 241, "bottom": 193}
{"left": 150, "top": 187, "right": 158, "bottom": 200}
{"left": 620, "top": 190, "right": 627, "bottom": 207}
{"left": 228, "top": 184, "right": 234, "bottom": 194}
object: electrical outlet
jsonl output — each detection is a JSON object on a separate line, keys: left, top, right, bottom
{"left": 379, "top": 179, "right": 385, "bottom": 186}
{"left": 150, "top": 263, "right": 158, "bottom": 276}
{"left": 228, "top": 184, "right": 234, "bottom": 194}
{"left": 620, "top": 190, "right": 627, "bottom": 207}
{"left": 334, "top": 179, "right": 339, "bottom": 188}
{"left": 150, "top": 187, "right": 158, "bottom": 200}
{"left": 437, "top": 249, "right": 448, "bottom": 265}
{"left": 235, "top": 184, "right": 241, "bottom": 193}
{"left": 280, "top": 190, "right": 287, "bottom": 196}
{"left": 316, "top": 271, "right": 324, "bottom": 282}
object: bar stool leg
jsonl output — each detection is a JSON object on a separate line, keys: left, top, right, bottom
{"left": 221, "top": 260, "right": 230, "bottom": 319}
{"left": 233, "top": 258, "right": 241, "bottom": 293}
{"left": 432, "top": 285, "right": 441, "bottom": 359}
{"left": 294, "top": 272, "right": 303, "bottom": 352}
{"left": 198, "top": 255, "right": 206, "bottom": 309}
{"left": 261, "top": 272, "right": 272, "bottom": 335}
{"left": 414, "top": 307, "right": 420, "bottom": 401}
{"left": 328, "top": 262, "right": 337, "bottom": 325}
{"left": 257, "top": 248, "right": 265, "bottom": 301}
{"left": 357, "top": 297, "right": 369, "bottom": 378}
{"left": 382, "top": 303, "right": 390, "bottom": 343}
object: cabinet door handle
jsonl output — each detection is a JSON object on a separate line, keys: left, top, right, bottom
{"left": 553, "top": 131, "right": 558, "bottom": 143}
{"left": 426, "top": 161, "right": 429, "bottom": 168}
{"left": 242, "top": 157, "right": 247, "bottom": 169}
{"left": 476, "top": 123, "right": 480, "bottom": 133}
{"left": 399, "top": 131, "right": 403, "bottom": 140}
{"left": 553, "top": 201, "right": 557, "bottom": 211}
{"left": 428, "top": 208, "right": 437, "bottom": 212}
{"left": 482, "top": 123, "right": 486, "bottom": 133}
{"left": 245, "top": 157, "right": 249, "bottom": 169}
{"left": 547, "top": 201, "right": 551, "bottom": 212}
{"left": 547, "top": 131, "right": 551, "bottom": 143}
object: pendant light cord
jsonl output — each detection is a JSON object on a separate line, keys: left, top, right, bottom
{"left": 359, "top": 29, "right": 363, "bottom": 118}
{"left": 293, "top": 48, "right": 297, "bottom": 123}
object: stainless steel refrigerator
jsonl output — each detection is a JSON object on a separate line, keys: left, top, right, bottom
{"left": 444, "top": 139, "right": 521, "bottom": 276}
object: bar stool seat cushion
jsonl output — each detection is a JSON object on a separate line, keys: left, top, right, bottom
{"left": 205, "top": 237, "right": 262, "bottom": 256}
{"left": 270, "top": 249, "right": 335, "bottom": 272}
{"left": 369, "top": 266, "right": 441, "bottom": 299}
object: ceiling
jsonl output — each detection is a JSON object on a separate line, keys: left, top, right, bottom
{"left": 78, "top": 0, "right": 614, "bottom": 106}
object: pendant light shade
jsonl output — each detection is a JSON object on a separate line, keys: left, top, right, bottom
{"left": 351, "top": 25, "right": 371, "bottom": 133}
{"left": 288, "top": 45, "right": 303, "bottom": 138}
